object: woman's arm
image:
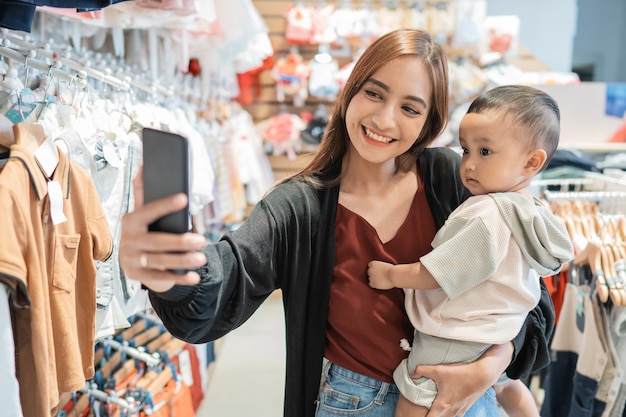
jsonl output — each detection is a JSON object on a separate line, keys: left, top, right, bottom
{"left": 119, "top": 171, "right": 209, "bottom": 292}
{"left": 119, "top": 170, "right": 284, "bottom": 344}
{"left": 415, "top": 343, "right": 514, "bottom": 417}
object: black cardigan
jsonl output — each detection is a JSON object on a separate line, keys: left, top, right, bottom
{"left": 149, "top": 147, "right": 555, "bottom": 417}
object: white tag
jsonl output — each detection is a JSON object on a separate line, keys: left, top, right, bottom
{"left": 34, "top": 138, "right": 59, "bottom": 178}
{"left": 48, "top": 180, "right": 67, "bottom": 225}
{"left": 178, "top": 348, "right": 194, "bottom": 387}
{"left": 102, "top": 140, "right": 122, "bottom": 168}
{"left": 573, "top": 234, "right": 588, "bottom": 254}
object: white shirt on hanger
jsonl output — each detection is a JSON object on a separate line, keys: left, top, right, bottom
{"left": 0, "top": 284, "right": 24, "bottom": 417}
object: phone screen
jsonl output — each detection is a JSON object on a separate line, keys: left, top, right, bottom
{"left": 142, "top": 127, "right": 191, "bottom": 234}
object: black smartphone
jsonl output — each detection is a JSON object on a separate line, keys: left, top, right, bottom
{"left": 142, "top": 127, "right": 191, "bottom": 234}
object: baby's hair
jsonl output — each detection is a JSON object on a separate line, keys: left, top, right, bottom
{"left": 467, "top": 85, "right": 560, "bottom": 169}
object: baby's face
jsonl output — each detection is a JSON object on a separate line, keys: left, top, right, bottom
{"left": 458, "top": 109, "right": 533, "bottom": 195}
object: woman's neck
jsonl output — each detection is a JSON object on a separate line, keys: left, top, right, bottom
{"left": 340, "top": 153, "right": 417, "bottom": 197}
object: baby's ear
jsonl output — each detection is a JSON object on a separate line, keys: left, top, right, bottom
{"left": 524, "top": 149, "right": 547, "bottom": 173}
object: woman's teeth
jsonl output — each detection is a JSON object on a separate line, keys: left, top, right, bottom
{"left": 365, "top": 127, "right": 393, "bottom": 143}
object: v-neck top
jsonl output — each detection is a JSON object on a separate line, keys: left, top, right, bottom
{"left": 325, "top": 168, "right": 437, "bottom": 383}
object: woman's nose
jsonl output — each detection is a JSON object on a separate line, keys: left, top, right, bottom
{"left": 371, "top": 105, "right": 396, "bottom": 130}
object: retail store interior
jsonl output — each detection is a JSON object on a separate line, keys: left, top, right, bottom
{"left": 1, "top": 0, "right": 626, "bottom": 416}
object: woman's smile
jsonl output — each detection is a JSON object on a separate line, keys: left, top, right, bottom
{"left": 363, "top": 126, "right": 396, "bottom": 145}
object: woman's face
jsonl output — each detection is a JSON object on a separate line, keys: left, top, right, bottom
{"left": 345, "top": 56, "right": 432, "bottom": 166}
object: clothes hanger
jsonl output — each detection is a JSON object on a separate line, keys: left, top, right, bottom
{"left": 94, "top": 345, "right": 105, "bottom": 368}
{"left": 145, "top": 365, "right": 175, "bottom": 400}
{"left": 606, "top": 218, "right": 626, "bottom": 306}
{"left": 66, "top": 392, "right": 90, "bottom": 417}
{"left": 601, "top": 243, "right": 622, "bottom": 306}
{"left": 136, "top": 336, "right": 187, "bottom": 391}
{"left": 58, "top": 391, "right": 73, "bottom": 412}
{"left": 142, "top": 338, "right": 188, "bottom": 398}
{"left": 161, "top": 336, "right": 187, "bottom": 359}
{"left": 610, "top": 243, "right": 626, "bottom": 306}
{"left": 98, "top": 350, "right": 123, "bottom": 380}
{"left": 111, "top": 358, "right": 137, "bottom": 387}
{"left": 0, "top": 113, "right": 13, "bottom": 152}
{"left": 0, "top": 66, "right": 22, "bottom": 153}
{"left": 145, "top": 331, "right": 173, "bottom": 353}
{"left": 12, "top": 122, "right": 46, "bottom": 154}
{"left": 552, "top": 200, "right": 579, "bottom": 237}
{"left": 116, "top": 317, "right": 147, "bottom": 341}
{"left": 619, "top": 217, "right": 626, "bottom": 243}
{"left": 129, "top": 325, "right": 161, "bottom": 347}
{"left": 574, "top": 241, "right": 609, "bottom": 302}
{"left": 13, "top": 122, "right": 60, "bottom": 180}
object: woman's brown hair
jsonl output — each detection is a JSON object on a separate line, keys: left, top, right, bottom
{"left": 293, "top": 28, "right": 449, "bottom": 188}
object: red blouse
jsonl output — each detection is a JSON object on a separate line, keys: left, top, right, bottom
{"left": 325, "top": 169, "right": 437, "bottom": 383}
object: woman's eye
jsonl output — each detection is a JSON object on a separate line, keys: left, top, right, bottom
{"left": 480, "top": 148, "right": 491, "bottom": 156}
{"left": 364, "top": 89, "right": 382, "bottom": 99}
{"left": 402, "top": 106, "right": 421, "bottom": 116}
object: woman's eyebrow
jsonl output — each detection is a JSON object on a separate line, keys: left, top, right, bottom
{"left": 366, "top": 78, "right": 428, "bottom": 108}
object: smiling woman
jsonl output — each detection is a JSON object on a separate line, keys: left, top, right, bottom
{"left": 119, "top": 29, "right": 556, "bottom": 417}
{"left": 345, "top": 55, "right": 432, "bottom": 162}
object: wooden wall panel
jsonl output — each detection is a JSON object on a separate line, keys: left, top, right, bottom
{"left": 244, "top": 0, "right": 350, "bottom": 122}
{"left": 244, "top": 0, "right": 548, "bottom": 123}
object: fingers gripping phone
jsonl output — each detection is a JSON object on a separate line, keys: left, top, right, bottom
{"left": 142, "top": 127, "right": 191, "bottom": 234}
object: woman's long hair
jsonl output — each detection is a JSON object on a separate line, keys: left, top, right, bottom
{"left": 293, "top": 28, "right": 450, "bottom": 188}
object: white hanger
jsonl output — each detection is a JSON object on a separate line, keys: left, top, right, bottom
{"left": 0, "top": 113, "right": 13, "bottom": 152}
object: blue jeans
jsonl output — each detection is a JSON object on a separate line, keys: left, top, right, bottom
{"left": 316, "top": 360, "right": 499, "bottom": 417}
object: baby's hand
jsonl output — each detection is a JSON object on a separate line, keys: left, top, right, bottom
{"left": 367, "top": 260, "right": 395, "bottom": 290}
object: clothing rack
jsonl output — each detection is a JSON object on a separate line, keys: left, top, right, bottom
{"left": 78, "top": 383, "right": 144, "bottom": 414}
{"left": 543, "top": 190, "right": 626, "bottom": 202}
{"left": 43, "top": 48, "right": 130, "bottom": 91}
{"left": 0, "top": 30, "right": 130, "bottom": 91}
{"left": 532, "top": 178, "right": 594, "bottom": 188}
{"left": 0, "top": 40, "right": 78, "bottom": 85}
{"left": 100, "top": 338, "right": 161, "bottom": 367}
{"left": 0, "top": 30, "right": 177, "bottom": 95}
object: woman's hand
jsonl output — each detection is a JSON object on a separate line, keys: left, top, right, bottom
{"left": 119, "top": 169, "right": 208, "bottom": 293}
{"left": 414, "top": 343, "right": 513, "bottom": 417}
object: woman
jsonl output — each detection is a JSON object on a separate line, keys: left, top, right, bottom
{"left": 120, "top": 29, "right": 554, "bottom": 417}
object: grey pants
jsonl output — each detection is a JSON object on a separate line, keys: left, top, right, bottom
{"left": 394, "top": 332, "right": 494, "bottom": 408}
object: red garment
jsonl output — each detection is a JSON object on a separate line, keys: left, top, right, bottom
{"left": 607, "top": 121, "right": 626, "bottom": 142}
{"left": 544, "top": 271, "right": 568, "bottom": 325}
{"left": 325, "top": 169, "right": 437, "bottom": 383}
{"left": 262, "top": 113, "right": 295, "bottom": 144}
{"left": 187, "top": 58, "right": 201, "bottom": 77}
{"left": 170, "top": 345, "right": 205, "bottom": 411}
{"left": 140, "top": 378, "right": 195, "bottom": 417}
{"left": 235, "top": 55, "right": 275, "bottom": 105}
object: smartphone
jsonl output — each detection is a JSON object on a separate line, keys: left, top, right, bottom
{"left": 142, "top": 127, "right": 191, "bottom": 234}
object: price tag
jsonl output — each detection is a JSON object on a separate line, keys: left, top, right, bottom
{"left": 48, "top": 180, "right": 67, "bottom": 225}
{"left": 178, "top": 348, "right": 194, "bottom": 387}
{"left": 34, "top": 138, "right": 59, "bottom": 178}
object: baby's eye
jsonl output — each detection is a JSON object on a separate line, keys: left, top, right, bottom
{"left": 461, "top": 147, "right": 468, "bottom": 155}
{"left": 480, "top": 148, "right": 491, "bottom": 156}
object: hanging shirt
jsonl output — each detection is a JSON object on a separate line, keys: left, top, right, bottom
{"left": 0, "top": 139, "right": 112, "bottom": 417}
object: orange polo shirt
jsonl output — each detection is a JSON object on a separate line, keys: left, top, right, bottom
{"left": 0, "top": 141, "right": 112, "bottom": 417}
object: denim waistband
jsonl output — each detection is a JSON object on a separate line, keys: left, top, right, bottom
{"left": 322, "top": 358, "right": 400, "bottom": 394}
